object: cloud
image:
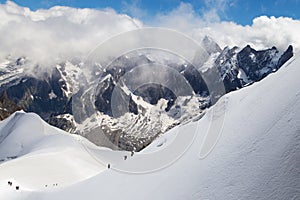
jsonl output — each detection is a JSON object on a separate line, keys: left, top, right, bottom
{"left": 150, "top": 2, "right": 300, "bottom": 52}
{"left": 151, "top": 2, "right": 206, "bottom": 30}
{"left": 0, "top": 1, "right": 142, "bottom": 67}
{"left": 202, "top": 16, "right": 300, "bottom": 51}
{"left": 151, "top": 1, "right": 232, "bottom": 30}
{"left": 202, "top": 0, "right": 236, "bottom": 21}
{"left": 0, "top": 0, "right": 299, "bottom": 70}
{"left": 204, "top": 0, "right": 235, "bottom": 12}
{"left": 121, "top": 0, "right": 148, "bottom": 19}
{"left": 150, "top": 0, "right": 235, "bottom": 27}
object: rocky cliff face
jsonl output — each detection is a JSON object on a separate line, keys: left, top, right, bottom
{"left": 213, "top": 45, "right": 294, "bottom": 92}
{"left": 0, "top": 91, "right": 22, "bottom": 120}
{"left": 0, "top": 39, "right": 294, "bottom": 151}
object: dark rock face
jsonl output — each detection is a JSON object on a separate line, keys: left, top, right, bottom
{"left": 213, "top": 46, "right": 242, "bottom": 92}
{"left": 94, "top": 55, "right": 152, "bottom": 117}
{"left": 0, "top": 63, "right": 72, "bottom": 128}
{"left": 183, "top": 65, "right": 210, "bottom": 95}
{"left": 48, "top": 114, "right": 76, "bottom": 133}
{"left": 3, "top": 69, "right": 71, "bottom": 120}
{"left": 237, "top": 45, "right": 277, "bottom": 81}
{"left": 94, "top": 75, "right": 116, "bottom": 116}
{"left": 0, "top": 91, "right": 22, "bottom": 120}
{"left": 277, "top": 45, "right": 293, "bottom": 68}
{"left": 94, "top": 54, "right": 210, "bottom": 117}
{"left": 210, "top": 45, "right": 294, "bottom": 93}
{"left": 134, "top": 84, "right": 176, "bottom": 111}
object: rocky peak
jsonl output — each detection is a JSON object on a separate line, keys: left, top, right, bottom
{"left": 202, "top": 35, "right": 222, "bottom": 55}
{"left": 212, "top": 44, "right": 294, "bottom": 93}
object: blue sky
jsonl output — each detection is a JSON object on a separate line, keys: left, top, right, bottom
{"left": 0, "top": 0, "right": 299, "bottom": 25}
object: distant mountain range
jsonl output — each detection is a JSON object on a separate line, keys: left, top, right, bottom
{"left": 0, "top": 37, "right": 293, "bottom": 151}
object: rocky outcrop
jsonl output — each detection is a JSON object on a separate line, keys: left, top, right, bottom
{"left": 211, "top": 45, "right": 294, "bottom": 93}
{"left": 0, "top": 91, "right": 22, "bottom": 120}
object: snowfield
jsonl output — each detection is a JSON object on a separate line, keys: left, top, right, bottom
{"left": 0, "top": 54, "right": 300, "bottom": 199}
{"left": 0, "top": 112, "right": 106, "bottom": 190}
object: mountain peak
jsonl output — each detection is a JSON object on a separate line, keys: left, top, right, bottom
{"left": 202, "top": 35, "right": 222, "bottom": 54}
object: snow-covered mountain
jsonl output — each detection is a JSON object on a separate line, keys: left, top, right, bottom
{"left": 0, "top": 51, "right": 299, "bottom": 200}
{"left": 0, "top": 38, "right": 294, "bottom": 151}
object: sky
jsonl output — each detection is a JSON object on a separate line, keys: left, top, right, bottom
{"left": 0, "top": 0, "right": 299, "bottom": 25}
{"left": 0, "top": 0, "right": 300, "bottom": 67}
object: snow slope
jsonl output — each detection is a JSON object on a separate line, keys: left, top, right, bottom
{"left": 0, "top": 112, "right": 107, "bottom": 192}
{"left": 0, "top": 55, "right": 300, "bottom": 199}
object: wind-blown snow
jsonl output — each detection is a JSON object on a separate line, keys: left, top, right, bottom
{"left": 0, "top": 54, "right": 299, "bottom": 199}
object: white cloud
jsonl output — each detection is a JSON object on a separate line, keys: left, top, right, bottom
{"left": 151, "top": 2, "right": 206, "bottom": 30}
{"left": 202, "top": 16, "right": 300, "bottom": 51}
{"left": 202, "top": 0, "right": 236, "bottom": 21}
{"left": 0, "top": 0, "right": 299, "bottom": 70}
{"left": 0, "top": 1, "right": 142, "bottom": 67}
{"left": 121, "top": 0, "right": 148, "bottom": 19}
{"left": 151, "top": 2, "right": 300, "bottom": 52}
{"left": 204, "top": 0, "right": 235, "bottom": 12}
